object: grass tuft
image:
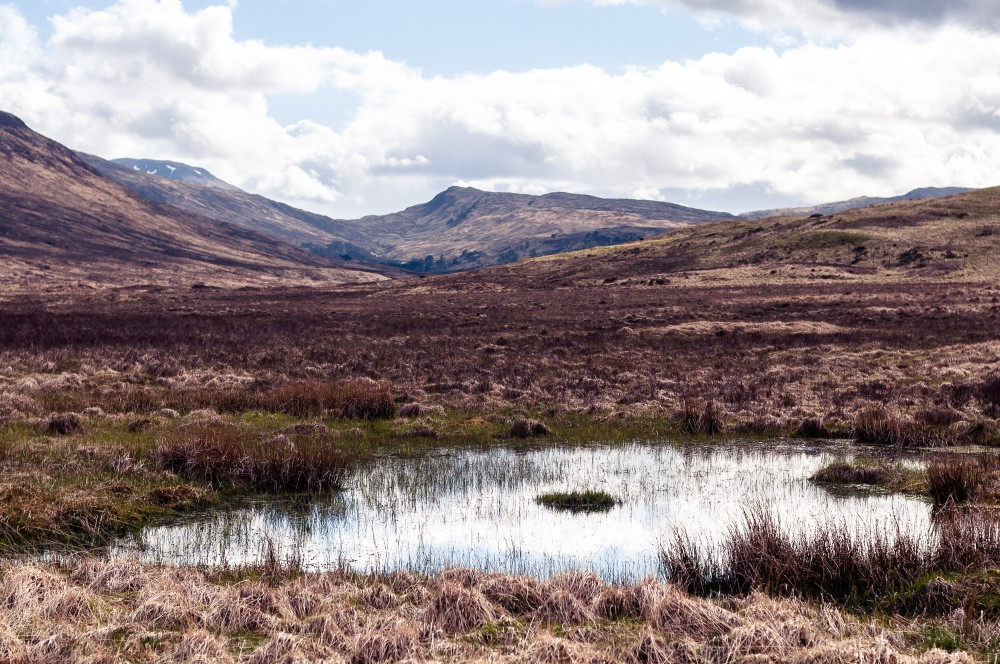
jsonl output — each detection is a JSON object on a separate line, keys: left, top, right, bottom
{"left": 810, "top": 459, "right": 889, "bottom": 485}
{"left": 679, "top": 398, "right": 721, "bottom": 435}
{"left": 536, "top": 490, "right": 617, "bottom": 512}
{"left": 663, "top": 503, "right": 1000, "bottom": 612}
{"left": 45, "top": 412, "right": 85, "bottom": 435}
{"left": 795, "top": 417, "right": 831, "bottom": 439}
{"left": 510, "top": 418, "right": 551, "bottom": 438}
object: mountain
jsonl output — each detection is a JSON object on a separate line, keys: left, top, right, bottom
{"left": 0, "top": 112, "right": 387, "bottom": 290}
{"left": 83, "top": 154, "right": 737, "bottom": 273}
{"left": 740, "top": 187, "right": 974, "bottom": 220}
{"left": 112, "top": 158, "right": 241, "bottom": 192}
{"left": 325, "top": 187, "right": 735, "bottom": 272}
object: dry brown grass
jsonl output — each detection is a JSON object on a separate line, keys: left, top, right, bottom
{"left": 0, "top": 559, "right": 982, "bottom": 663}
{"left": 678, "top": 397, "right": 721, "bottom": 435}
{"left": 428, "top": 581, "right": 496, "bottom": 633}
{"left": 2, "top": 268, "right": 999, "bottom": 446}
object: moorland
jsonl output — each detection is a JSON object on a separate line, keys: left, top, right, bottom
{"left": 2, "top": 113, "right": 1000, "bottom": 662}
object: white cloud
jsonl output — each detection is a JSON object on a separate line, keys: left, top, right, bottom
{"left": 0, "top": 0, "right": 999, "bottom": 217}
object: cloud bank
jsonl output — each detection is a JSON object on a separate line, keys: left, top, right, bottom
{"left": 1, "top": 0, "right": 999, "bottom": 216}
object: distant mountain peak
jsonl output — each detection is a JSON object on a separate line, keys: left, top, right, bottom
{"left": 0, "top": 111, "right": 28, "bottom": 131}
{"left": 111, "top": 157, "right": 242, "bottom": 192}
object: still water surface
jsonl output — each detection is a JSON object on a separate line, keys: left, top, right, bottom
{"left": 121, "top": 441, "right": 931, "bottom": 581}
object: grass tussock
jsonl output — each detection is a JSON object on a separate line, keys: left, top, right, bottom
{"left": 854, "top": 403, "right": 947, "bottom": 447}
{"left": 44, "top": 412, "right": 85, "bottom": 435}
{"left": 928, "top": 457, "right": 987, "bottom": 505}
{"left": 679, "top": 397, "right": 721, "bottom": 435}
{"left": 428, "top": 581, "right": 496, "bottom": 633}
{"left": 795, "top": 417, "right": 831, "bottom": 439}
{"left": 536, "top": 490, "right": 618, "bottom": 512}
{"left": 810, "top": 459, "right": 890, "bottom": 485}
{"left": 151, "top": 425, "right": 350, "bottom": 493}
{"left": 510, "top": 418, "right": 551, "bottom": 438}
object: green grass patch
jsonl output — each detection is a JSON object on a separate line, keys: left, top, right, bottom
{"left": 536, "top": 490, "right": 618, "bottom": 512}
{"left": 810, "top": 458, "right": 927, "bottom": 495}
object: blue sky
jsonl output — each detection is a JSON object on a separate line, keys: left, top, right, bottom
{"left": 2, "top": 0, "right": 999, "bottom": 217}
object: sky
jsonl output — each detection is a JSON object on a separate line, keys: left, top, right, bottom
{"left": 1, "top": 0, "right": 999, "bottom": 218}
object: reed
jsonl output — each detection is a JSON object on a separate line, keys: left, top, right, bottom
{"left": 679, "top": 398, "right": 721, "bottom": 435}
{"left": 927, "top": 457, "right": 986, "bottom": 506}
{"left": 662, "top": 503, "right": 1000, "bottom": 610}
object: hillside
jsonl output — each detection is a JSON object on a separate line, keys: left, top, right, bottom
{"left": 83, "top": 154, "right": 735, "bottom": 273}
{"left": 80, "top": 153, "right": 373, "bottom": 252}
{"left": 0, "top": 112, "right": 386, "bottom": 291}
{"left": 740, "top": 187, "right": 973, "bottom": 220}
{"left": 482, "top": 187, "right": 1000, "bottom": 287}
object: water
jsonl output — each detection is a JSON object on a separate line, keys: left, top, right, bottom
{"left": 119, "top": 440, "right": 932, "bottom": 582}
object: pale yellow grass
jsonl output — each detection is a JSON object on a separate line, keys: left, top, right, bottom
{"left": 0, "top": 560, "right": 981, "bottom": 663}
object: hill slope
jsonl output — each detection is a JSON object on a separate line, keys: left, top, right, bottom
{"left": 0, "top": 112, "right": 385, "bottom": 290}
{"left": 487, "top": 188, "right": 1000, "bottom": 286}
{"left": 80, "top": 154, "right": 371, "bottom": 251}
{"left": 740, "top": 187, "right": 973, "bottom": 220}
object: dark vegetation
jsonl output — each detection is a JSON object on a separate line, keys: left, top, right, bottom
{"left": 810, "top": 459, "right": 893, "bottom": 485}
{"left": 663, "top": 503, "right": 1000, "bottom": 614}
{"left": 927, "top": 456, "right": 996, "bottom": 506}
{"left": 151, "top": 424, "right": 351, "bottom": 493}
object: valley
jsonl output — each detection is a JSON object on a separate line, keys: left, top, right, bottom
{"left": 1, "top": 112, "right": 999, "bottom": 662}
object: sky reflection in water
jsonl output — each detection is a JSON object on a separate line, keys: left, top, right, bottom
{"left": 124, "top": 441, "right": 931, "bottom": 582}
